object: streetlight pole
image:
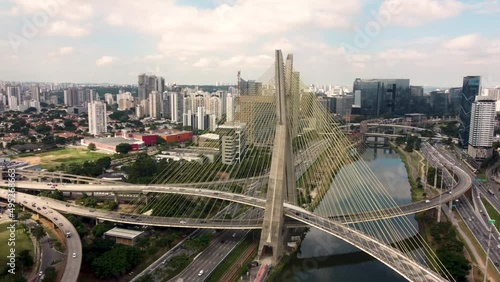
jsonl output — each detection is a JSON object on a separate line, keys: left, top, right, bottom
{"left": 438, "top": 166, "right": 443, "bottom": 222}
{"left": 484, "top": 220, "right": 495, "bottom": 282}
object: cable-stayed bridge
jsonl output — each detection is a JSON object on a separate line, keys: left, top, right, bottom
{"left": 5, "top": 50, "right": 470, "bottom": 281}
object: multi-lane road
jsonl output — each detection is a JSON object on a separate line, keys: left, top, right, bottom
{"left": 0, "top": 189, "right": 82, "bottom": 282}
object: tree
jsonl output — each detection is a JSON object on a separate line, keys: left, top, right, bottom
{"left": 88, "top": 143, "right": 96, "bottom": 151}
{"left": 116, "top": 143, "right": 132, "bottom": 154}
{"left": 18, "top": 250, "right": 34, "bottom": 268}
{"left": 91, "top": 223, "right": 114, "bottom": 238}
{"left": 24, "top": 107, "right": 37, "bottom": 114}
{"left": 42, "top": 266, "right": 57, "bottom": 282}
{"left": 30, "top": 225, "right": 46, "bottom": 240}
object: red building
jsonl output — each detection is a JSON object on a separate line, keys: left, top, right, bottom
{"left": 158, "top": 131, "right": 193, "bottom": 143}
{"left": 115, "top": 132, "right": 157, "bottom": 146}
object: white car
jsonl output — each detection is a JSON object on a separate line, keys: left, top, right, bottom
{"left": 72, "top": 253, "right": 77, "bottom": 258}
{"left": 198, "top": 270, "right": 204, "bottom": 276}
{"left": 425, "top": 200, "right": 430, "bottom": 203}
{"left": 179, "top": 220, "right": 186, "bottom": 224}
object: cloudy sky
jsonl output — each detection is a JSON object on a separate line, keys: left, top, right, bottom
{"left": 0, "top": 0, "right": 499, "bottom": 87}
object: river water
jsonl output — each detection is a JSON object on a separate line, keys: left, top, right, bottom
{"left": 287, "top": 147, "right": 418, "bottom": 282}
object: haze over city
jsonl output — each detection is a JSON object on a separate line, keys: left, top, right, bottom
{"left": 1, "top": 0, "right": 500, "bottom": 86}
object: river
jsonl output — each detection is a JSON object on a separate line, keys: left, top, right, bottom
{"left": 287, "top": 146, "right": 418, "bottom": 282}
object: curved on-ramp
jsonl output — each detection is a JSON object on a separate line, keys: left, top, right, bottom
{"left": 0, "top": 189, "right": 82, "bottom": 282}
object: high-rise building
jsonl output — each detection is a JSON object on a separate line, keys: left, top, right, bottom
{"left": 217, "top": 123, "right": 246, "bottom": 165}
{"left": 88, "top": 99, "right": 108, "bottom": 135}
{"left": 149, "top": 91, "right": 162, "bottom": 119}
{"left": 352, "top": 78, "right": 410, "bottom": 116}
{"left": 162, "top": 91, "right": 171, "bottom": 119}
{"left": 226, "top": 93, "right": 235, "bottom": 122}
{"left": 138, "top": 74, "right": 165, "bottom": 101}
{"left": 104, "top": 93, "right": 114, "bottom": 105}
{"left": 459, "top": 76, "right": 481, "bottom": 147}
{"left": 64, "top": 87, "right": 79, "bottom": 106}
{"left": 117, "top": 92, "right": 134, "bottom": 110}
{"left": 210, "top": 96, "right": 222, "bottom": 121}
{"left": 467, "top": 95, "right": 495, "bottom": 160}
{"left": 430, "top": 91, "right": 449, "bottom": 115}
{"left": 170, "top": 92, "right": 183, "bottom": 124}
{"left": 448, "top": 87, "right": 462, "bottom": 116}
{"left": 410, "top": 86, "right": 424, "bottom": 97}
{"left": 196, "top": 106, "right": 208, "bottom": 130}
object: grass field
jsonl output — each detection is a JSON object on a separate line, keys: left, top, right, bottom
{"left": 0, "top": 222, "right": 34, "bottom": 273}
{"left": 13, "top": 147, "right": 110, "bottom": 170}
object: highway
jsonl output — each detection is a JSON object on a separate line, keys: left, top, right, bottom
{"left": 0, "top": 189, "right": 82, "bottom": 282}
{"left": 174, "top": 230, "right": 248, "bottom": 282}
{"left": 456, "top": 195, "right": 500, "bottom": 271}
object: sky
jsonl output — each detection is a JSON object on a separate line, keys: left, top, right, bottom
{"left": 0, "top": 0, "right": 499, "bottom": 87}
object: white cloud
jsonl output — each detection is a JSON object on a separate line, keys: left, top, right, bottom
{"left": 441, "top": 34, "right": 482, "bottom": 52}
{"left": 96, "top": 56, "right": 117, "bottom": 66}
{"left": 48, "top": 46, "right": 74, "bottom": 56}
{"left": 377, "top": 49, "right": 428, "bottom": 60}
{"left": 45, "top": 21, "right": 90, "bottom": 37}
{"left": 8, "top": 0, "right": 94, "bottom": 21}
{"left": 378, "top": 0, "right": 465, "bottom": 27}
{"left": 106, "top": 0, "right": 362, "bottom": 57}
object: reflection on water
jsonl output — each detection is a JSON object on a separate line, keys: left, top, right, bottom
{"left": 288, "top": 147, "right": 414, "bottom": 282}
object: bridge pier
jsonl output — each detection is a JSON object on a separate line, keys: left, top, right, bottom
{"left": 68, "top": 192, "right": 72, "bottom": 199}
{"left": 113, "top": 192, "right": 119, "bottom": 203}
{"left": 258, "top": 50, "right": 296, "bottom": 265}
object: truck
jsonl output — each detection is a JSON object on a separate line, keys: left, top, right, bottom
{"left": 65, "top": 231, "right": 72, "bottom": 238}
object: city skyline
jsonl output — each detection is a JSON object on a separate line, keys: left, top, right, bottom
{"left": 0, "top": 0, "right": 500, "bottom": 87}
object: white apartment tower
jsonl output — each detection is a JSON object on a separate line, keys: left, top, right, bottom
{"left": 88, "top": 99, "right": 108, "bottom": 135}
{"left": 468, "top": 95, "right": 496, "bottom": 160}
{"left": 170, "top": 92, "right": 183, "bottom": 124}
{"left": 226, "top": 93, "right": 235, "bottom": 122}
{"left": 149, "top": 91, "right": 162, "bottom": 119}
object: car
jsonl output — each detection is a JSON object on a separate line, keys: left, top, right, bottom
{"left": 59, "top": 223, "right": 63, "bottom": 227}
{"left": 53, "top": 217, "right": 58, "bottom": 221}
{"left": 39, "top": 271, "right": 43, "bottom": 276}
{"left": 495, "top": 262, "right": 499, "bottom": 267}
{"left": 72, "top": 253, "right": 77, "bottom": 258}
{"left": 232, "top": 233, "right": 236, "bottom": 238}
{"left": 220, "top": 240, "right": 225, "bottom": 243}
{"left": 42, "top": 207, "right": 46, "bottom": 209}
{"left": 469, "top": 218, "right": 472, "bottom": 221}
{"left": 65, "top": 204, "right": 70, "bottom": 207}
{"left": 448, "top": 191, "right": 452, "bottom": 194}
{"left": 198, "top": 270, "right": 204, "bottom": 276}
{"left": 89, "top": 209, "right": 95, "bottom": 212}
{"left": 180, "top": 220, "right": 186, "bottom": 224}
{"left": 37, "top": 207, "right": 41, "bottom": 210}
{"left": 425, "top": 200, "right": 430, "bottom": 203}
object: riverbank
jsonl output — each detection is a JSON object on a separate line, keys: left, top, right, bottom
{"left": 390, "top": 143, "right": 427, "bottom": 201}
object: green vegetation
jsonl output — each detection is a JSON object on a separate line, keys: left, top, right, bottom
{"left": 395, "top": 134, "right": 421, "bottom": 152}
{"left": 87, "top": 143, "right": 96, "bottom": 151}
{"left": 428, "top": 221, "right": 471, "bottom": 281}
{"left": 125, "top": 147, "right": 270, "bottom": 184}
{"left": 14, "top": 147, "right": 109, "bottom": 170}
{"left": 76, "top": 194, "right": 118, "bottom": 211}
{"left": 158, "top": 254, "right": 190, "bottom": 280}
{"left": 426, "top": 166, "right": 443, "bottom": 188}
{"left": 440, "top": 121, "right": 459, "bottom": 138}
{"left": 91, "top": 244, "right": 142, "bottom": 279}
{"left": 41, "top": 266, "right": 57, "bottom": 282}
{"left": 38, "top": 190, "right": 64, "bottom": 201}
{"left": 91, "top": 223, "right": 115, "bottom": 238}
{"left": 481, "top": 199, "right": 500, "bottom": 230}
{"left": 0, "top": 222, "right": 34, "bottom": 279}
{"left": 109, "top": 110, "right": 130, "bottom": 122}
{"left": 116, "top": 143, "right": 132, "bottom": 154}
{"left": 60, "top": 156, "right": 111, "bottom": 177}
